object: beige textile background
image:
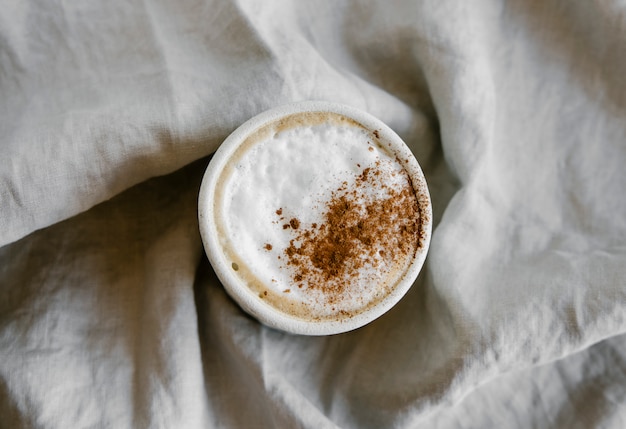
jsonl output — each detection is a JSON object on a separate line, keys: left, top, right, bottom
{"left": 1, "top": 1, "right": 626, "bottom": 427}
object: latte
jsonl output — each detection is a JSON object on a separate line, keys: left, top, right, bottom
{"left": 199, "top": 102, "right": 431, "bottom": 335}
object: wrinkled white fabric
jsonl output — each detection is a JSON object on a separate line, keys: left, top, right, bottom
{"left": 1, "top": 0, "right": 626, "bottom": 428}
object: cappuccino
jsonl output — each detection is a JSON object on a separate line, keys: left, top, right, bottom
{"left": 199, "top": 102, "right": 431, "bottom": 335}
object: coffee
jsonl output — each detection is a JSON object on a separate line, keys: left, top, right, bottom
{"left": 199, "top": 102, "right": 431, "bottom": 335}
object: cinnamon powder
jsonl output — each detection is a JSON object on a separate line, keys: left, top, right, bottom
{"left": 279, "top": 161, "right": 422, "bottom": 305}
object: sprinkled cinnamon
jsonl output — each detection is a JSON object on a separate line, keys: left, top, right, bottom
{"left": 279, "top": 160, "right": 422, "bottom": 305}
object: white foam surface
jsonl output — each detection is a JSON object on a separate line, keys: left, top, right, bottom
{"left": 215, "top": 118, "right": 411, "bottom": 318}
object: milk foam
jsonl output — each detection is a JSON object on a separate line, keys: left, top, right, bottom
{"left": 214, "top": 112, "right": 419, "bottom": 321}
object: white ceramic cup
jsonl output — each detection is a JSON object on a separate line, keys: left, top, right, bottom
{"left": 198, "top": 101, "right": 432, "bottom": 335}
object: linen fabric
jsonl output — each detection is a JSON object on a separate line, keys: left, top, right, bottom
{"left": 2, "top": 1, "right": 626, "bottom": 427}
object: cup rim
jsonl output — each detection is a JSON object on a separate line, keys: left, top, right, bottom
{"left": 198, "top": 101, "right": 432, "bottom": 335}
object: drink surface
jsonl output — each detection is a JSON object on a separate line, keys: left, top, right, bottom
{"left": 213, "top": 111, "right": 426, "bottom": 322}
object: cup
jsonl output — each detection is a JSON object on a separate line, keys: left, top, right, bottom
{"left": 198, "top": 101, "right": 432, "bottom": 335}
